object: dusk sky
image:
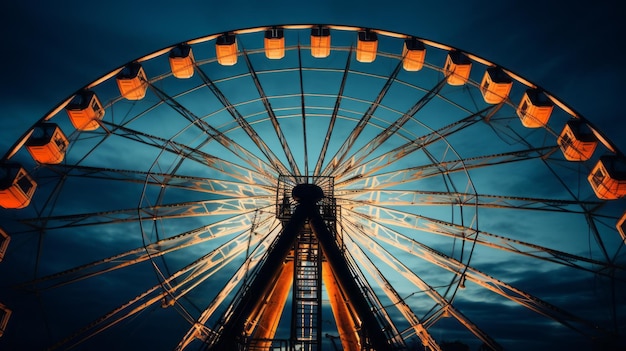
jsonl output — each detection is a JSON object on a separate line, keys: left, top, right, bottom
{"left": 0, "top": 1, "right": 624, "bottom": 350}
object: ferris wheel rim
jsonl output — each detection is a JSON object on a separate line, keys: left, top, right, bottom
{"left": 0, "top": 23, "right": 624, "bottom": 351}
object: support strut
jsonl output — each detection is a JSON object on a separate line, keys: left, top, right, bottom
{"left": 207, "top": 183, "right": 392, "bottom": 350}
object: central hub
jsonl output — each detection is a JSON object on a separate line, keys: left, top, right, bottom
{"left": 291, "top": 183, "right": 324, "bottom": 204}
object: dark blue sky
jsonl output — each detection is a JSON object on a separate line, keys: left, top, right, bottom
{"left": 0, "top": 1, "right": 624, "bottom": 350}
{"left": 1, "top": 1, "right": 624, "bottom": 153}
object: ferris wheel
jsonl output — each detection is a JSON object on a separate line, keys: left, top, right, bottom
{"left": 0, "top": 25, "right": 625, "bottom": 351}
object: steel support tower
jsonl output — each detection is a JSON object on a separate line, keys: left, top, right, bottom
{"left": 206, "top": 178, "right": 399, "bottom": 350}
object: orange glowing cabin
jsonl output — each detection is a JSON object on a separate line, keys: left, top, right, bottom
{"left": 444, "top": 50, "right": 472, "bottom": 86}
{"left": 402, "top": 38, "right": 426, "bottom": 71}
{"left": 169, "top": 44, "right": 194, "bottom": 79}
{"left": 0, "top": 164, "right": 36, "bottom": 209}
{"left": 558, "top": 120, "right": 598, "bottom": 161}
{"left": 116, "top": 62, "right": 148, "bottom": 100}
{"left": 356, "top": 30, "right": 378, "bottom": 63}
{"left": 618, "top": 212, "right": 626, "bottom": 241}
{"left": 0, "top": 303, "right": 10, "bottom": 337}
{"left": 516, "top": 88, "right": 554, "bottom": 128}
{"left": 480, "top": 67, "right": 513, "bottom": 104}
{"left": 216, "top": 33, "right": 238, "bottom": 66}
{"left": 588, "top": 155, "right": 626, "bottom": 200}
{"left": 264, "top": 28, "right": 285, "bottom": 59}
{"left": 0, "top": 227, "right": 9, "bottom": 263}
{"left": 25, "top": 123, "right": 68, "bottom": 164}
{"left": 310, "top": 26, "right": 330, "bottom": 58}
{"left": 65, "top": 90, "right": 104, "bottom": 131}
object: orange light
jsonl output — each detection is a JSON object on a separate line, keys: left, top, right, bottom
{"left": 356, "top": 30, "right": 378, "bottom": 63}
{"left": 310, "top": 26, "right": 330, "bottom": 58}
{"left": 402, "top": 38, "right": 426, "bottom": 71}
{"left": 216, "top": 34, "right": 238, "bottom": 66}
{"left": 558, "top": 120, "right": 597, "bottom": 161}
{"left": 65, "top": 90, "right": 104, "bottom": 131}
{"left": 169, "top": 44, "right": 194, "bottom": 79}
{"left": 322, "top": 261, "right": 361, "bottom": 351}
{"left": 480, "top": 67, "right": 512, "bottom": 104}
{"left": 249, "top": 260, "right": 293, "bottom": 343}
{"left": 517, "top": 88, "right": 554, "bottom": 128}
{"left": 444, "top": 50, "right": 471, "bottom": 86}
{"left": 116, "top": 62, "right": 148, "bottom": 100}
{"left": 25, "top": 123, "right": 68, "bottom": 164}
{"left": 264, "top": 28, "right": 285, "bottom": 60}
{"left": 0, "top": 164, "right": 36, "bottom": 209}
{"left": 588, "top": 155, "right": 626, "bottom": 200}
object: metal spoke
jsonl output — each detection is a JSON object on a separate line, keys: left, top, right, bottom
{"left": 342, "top": 203, "right": 623, "bottom": 276}
{"left": 21, "top": 198, "right": 274, "bottom": 229}
{"left": 241, "top": 48, "right": 302, "bottom": 177}
{"left": 17, "top": 211, "right": 275, "bottom": 290}
{"left": 322, "top": 59, "right": 405, "bottom": 176}
{"left": 344, "top": 210, "right": 612, "bottom": 338}
{"left": 145, "top": 81, "right": 286, "bottom": 180}
{"left": 341, "top": 216, "right": 502, "bottom": 350}
{"left": 331, "top": 76, "right": 448, "bottom": 177}
{"left": 337, "top": 146, "right": 556, "bottom": 189}
{"left": 40, "top": 164, "right": 274, "bottom": 197}
{"left": 313, "top": 47, "right": 353, "bottom": 176}
{"left": 333, "top": 107, "right": 495, "bottom": 184}
{"left": 336, "top": 189, "right": 601, "bottom": 213}
{"left": 101, "top": 120, "right": 276, "bottom": 186}
{"left": 342, "top": 232, "right": 443, "bottom": 351}
{"left": 49, "top": 225, "right": 277, "bottom": 350}
{"left": 175, "top": 226, "right": 280, "bottom": 350}
{"left": 194, "top": 61, "right": 292, "bottom": 176}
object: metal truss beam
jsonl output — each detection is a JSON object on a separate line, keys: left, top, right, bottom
{"left": 19, "top": 212, "right": 275, "bottom": 291}
{"left": 347, "top": 213, "right": 611, "bottom": 339}
{"left": 194, "top": 62, "right": 292, "bottom": 176}
{"left": 331, "top": 77, "right": 448, "bottom": 177}
{"left": 41, "top": 164, "right": 275, "bottom": 197}
{"left": 334, "top": 107, "right": 495, "bottom": 184}
{"left": 21, "top": 198, "right": 273, "bottom": 229}
{"left": 337, "top": 146, "right": 556, "bottom": 189}
{"left": 336, "top": 189, "right": 601, "bottom": 213}
{"left": 313, "top": 47, "right": 353, "bottom": 176}
{"left": 242, "top": 48, "right": 302, "bottom": 177}
{"left": 344, "top": 205, "right": 623, "bottom": 276}
{"left": 102, "top": 121, "right": 277, "bottom": 186}
{"left": 323, "top": 59, "right": 405, "bottom": 176}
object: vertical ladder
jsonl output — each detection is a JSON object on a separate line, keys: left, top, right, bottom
{"left": 291, "top": 224, "right": 322, "bottom": 351}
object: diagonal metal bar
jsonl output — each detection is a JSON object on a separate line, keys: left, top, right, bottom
{"left": 344, "top": 210, "right": 613, "bottom": 339}
{"left": 337, "top": 145, "right": 556, "bottom": 189}
{"left": 17, "top": 211, "right": 274, "bottom": 291}
{"left": 101, "top": 121, "right": 276, "bottom": 186}
{"left": 343, "top": 232, "right": 443, "bottom": 351}
{"left": 322, "top": 58, "right": 405, "bottom": 177}
{"left": 343, "top": 204, "right": 625, "bottom": 276}
{"left": 332, "top": 77, "right": 449, "bottom": 177}
{"left": 314, "top": 47, "right": 353, "bottom": 176}
{"left": 175, "top": 225, "right": 280, "bottom": 350}
{"left": 333, "top": 106, "right": 497, "bottom": 184}
{"left": 194, "top": 59, "right": 292, "bottom": 176}
{"left": 241, "top": 47, "right": 302, "bottom": 177}
{"left": 341, "top": 218, "right": 501, "bottom": 350}
{"left": 146, "top": 81, "right": 282, "bottom": 179}
{"left": 20, "top": 197, "right": 274, "bottom": 229}
{"left": 335, "top": 189, "right": 602, "bottom": 214}
{"left": 41, "top": 164, "right": 275, "bottom": 197}
{"left": 49, "top": 224, "right": 278, "bottom": 351}
{"left": 297, "top": 42, "right": 309, "bottom": 179}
